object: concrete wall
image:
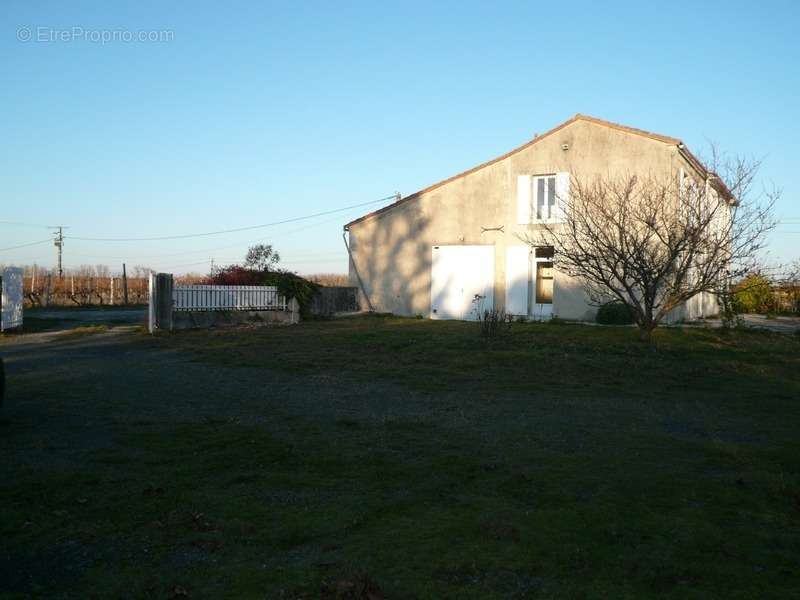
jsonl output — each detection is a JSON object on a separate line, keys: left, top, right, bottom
{"left": 309, "top": 287, "right": 360, "bottom": 316}
{"left": 172, "top": 308, "right": 299, "bottom": 330}
{"left": 347, "top": 117, "right": 707, "bottom": 320}
{"left": 149, "top": 276, "right": 300, "bottom": 333}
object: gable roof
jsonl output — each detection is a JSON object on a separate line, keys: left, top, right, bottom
{"left": 345, "top": 114, "right": 729, "bottom": 228}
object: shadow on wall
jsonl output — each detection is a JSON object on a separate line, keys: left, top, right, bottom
{"left": 352, "top": 208, "right": 600, "bottom": 321}
{"left": 554, "top": 270, "right": 597, "bottom": 321}
{"left": 353, "top": 208, "right": 432, "bottom": 316}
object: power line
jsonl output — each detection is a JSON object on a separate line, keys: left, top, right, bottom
{"left": 281, "top": 258, "right": 343, "bottom": 264}
{"left": 156, "top": 257, "right": 346, "bottom": 272}
{"left": 154, "top": 258, "right": 237, "bottom": 270}
{"left": 153, "top": 250, "right": 345, "bottom": 270}
{"left": 0, "top": 238, "right": 53, "bottom": 253}
{"left": 0, "top": 220, "right": 52, "bottom": 229}
{"left": 64, "top": 209, "right": 355, "bottom": 262}
{"left": 66, "top": 195, "right": 397, "bottom": 242}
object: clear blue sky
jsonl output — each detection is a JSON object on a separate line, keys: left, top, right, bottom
{"left": 2, "top": 0, "right": 798, "bottom": 274}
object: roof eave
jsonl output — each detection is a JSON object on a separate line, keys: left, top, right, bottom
{"left": 677, "top": 145, "right": 736, "bottom": 204}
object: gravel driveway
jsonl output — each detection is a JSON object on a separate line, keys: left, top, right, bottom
{"left": 0, "top": 325, "right": 436, "bottom": 471}
{"left": 23, "top": 306, "right": 148, "bottom": 331}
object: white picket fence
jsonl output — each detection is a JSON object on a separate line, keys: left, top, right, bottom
{"left": 173, "top": 284, "right": 287, "bottom": 312}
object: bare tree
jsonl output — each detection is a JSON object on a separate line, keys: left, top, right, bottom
{"left": 520, "top": 153, "right": 777, "bottom": 341}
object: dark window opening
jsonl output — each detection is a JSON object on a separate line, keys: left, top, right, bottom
{"left": 536, "top": 261, "right": 554, "bottom": 304}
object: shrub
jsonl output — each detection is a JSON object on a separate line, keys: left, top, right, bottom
{"left": 208, "top": 266, "right": 319, "bottom": 317}
{"left": 469, "top": 294, "right": 512, "bottom": 338}
{"left": 596, "top": 301, "right": 634, "bottom": 325}
{"left": 262, "top": 271, "right": 320, "bottom": 318}
{"left": 733, "top": 274, "right": 773, "bottom": 314}
{"left": 208, "top": 265, "right": 264, "bottom": 286}
{"left": 477, "top": 309, "right": 513, "bottom": 338}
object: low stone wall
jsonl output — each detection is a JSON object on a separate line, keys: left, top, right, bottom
{"left": 310, "top": 287, "right": 359, "bottom": 316}
{"left": 172, "top": 307, "right": 298, "bottom": 331}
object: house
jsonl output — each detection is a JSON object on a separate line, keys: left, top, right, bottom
{"left": 344, "top": 114, "right": 727, "bottom": 321}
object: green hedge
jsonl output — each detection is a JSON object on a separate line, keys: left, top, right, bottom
{"left": 596, "top": 301, "right": 634, "bottom": 325}
{"left": 261, "top": 271, "right": 320, "bottom": 318}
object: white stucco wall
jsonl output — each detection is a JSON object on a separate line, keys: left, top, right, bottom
{"left": 346, "top": 117, "right": 720, "bottom": 321}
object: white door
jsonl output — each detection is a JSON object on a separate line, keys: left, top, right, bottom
{"left": 431, "top": 245, "right": 494, "bottom": 320}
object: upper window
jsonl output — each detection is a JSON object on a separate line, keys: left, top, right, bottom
{"left": 535, "top": 175, "right": 557, "bottom": 221}
{"left": 517, "top": 172, "right": 569, "bottom": 225}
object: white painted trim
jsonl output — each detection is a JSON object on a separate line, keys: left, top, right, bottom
{"left": 517, "top": 175, "right": 532, "bottom": 224}
{"left": 505, "top": 245, "right": 531, "bottom": 316}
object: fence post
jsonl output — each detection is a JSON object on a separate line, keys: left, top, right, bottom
{"left": 157, "top": 273, "right": 174, "bottom": 332}
{"left": 148, "top": 273, "right": 155, "bottom": 333}
{"left": 289, "top": 297, "right": 300, "bottom": 324}
{"left": 149, "top": 273, "right": 174, "bottom": 333}
{"left": 122, "top": 263, "right": 129, "bottom": 305}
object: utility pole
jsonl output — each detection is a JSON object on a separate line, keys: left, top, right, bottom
{"left": 210, "top": 258, "right": 215, "bottom": 277}
{"left": 50, "top": 226, "right": 68, "bottom": 279}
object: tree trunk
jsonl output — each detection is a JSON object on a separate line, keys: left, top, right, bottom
{"left": 637, "top": 322, "right": 656, "bottom": 342}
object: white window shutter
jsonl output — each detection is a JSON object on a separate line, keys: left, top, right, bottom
{"left": 505, "top": 245, "right": 530, "bottom": 315}
{"left": 517, "top": 175, "right": 532, "bottom": 224}
{"left": 554, "top": 172, "right": 570, "bottom": 223}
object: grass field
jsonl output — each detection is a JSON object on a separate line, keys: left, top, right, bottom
{"left": 2, "top": 316, "right": 800, "bottom": 598}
